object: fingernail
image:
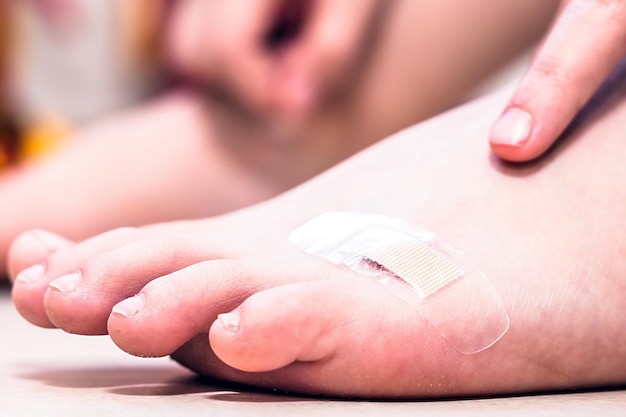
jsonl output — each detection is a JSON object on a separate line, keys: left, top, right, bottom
{"left": 111, "top": 294, "right": 145, "bottom": 319}
{"left": 49, "top": 271, "right": 82, "bottom": 294}
{"left": 15, "top": 264, "right": 45, "bottom": 284}
{"left": 490, "top": 108, "right": 533, "bottom": 147}
{"left": 218, "top": 310, "right": 240, "bottom": 334}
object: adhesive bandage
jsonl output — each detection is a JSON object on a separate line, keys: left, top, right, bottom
{"left": 289, "top": 211, "right": 510, "bottom": 354}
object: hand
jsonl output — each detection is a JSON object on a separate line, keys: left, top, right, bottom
{"left": 489, "top": 0, "right": 626, "bottom": 162}
{"left": 32, "top": 0, "right": 81, "bottom": 33}
{"left": 166, "top": 0, "right": 383, "bottom": 120}
{"left": 0, "top": 0, "right": 82, "bottom": 34}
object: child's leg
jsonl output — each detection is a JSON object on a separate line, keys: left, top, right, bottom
{"left": 10, "top": 79, "right": 626, "bottom": 398}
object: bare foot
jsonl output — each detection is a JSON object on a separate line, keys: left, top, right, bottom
{"left": 9, "top": 81, "right": 626, "bottom": 398}
{"left": 0, "top": 0, "right": 559, "bottom": 278}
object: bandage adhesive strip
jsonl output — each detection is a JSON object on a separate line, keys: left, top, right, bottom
{"left": 289, "top": 211, "right": 510, "bottom": 354}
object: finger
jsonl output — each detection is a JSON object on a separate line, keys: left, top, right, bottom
{"left": 166, "top": 0, "right": 278, "bottom": 112}
{"left": 273, "top": 0, "right": 382, "bottom": 116}
{"left": 490, "top": 0, "right": 626, "bottom": 161}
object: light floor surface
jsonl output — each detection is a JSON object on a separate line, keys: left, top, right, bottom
{"left": 1, "top": 284, "right": 625, "bottom": 417}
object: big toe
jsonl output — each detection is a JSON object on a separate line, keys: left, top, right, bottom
{"left": 205, "top": 277, "right": 447, "bottom": 397}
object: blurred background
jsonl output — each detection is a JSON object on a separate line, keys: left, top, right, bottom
{"left": 0, "top": 0, "right": 167, "bottom": 167}
{"left": 0, "top": 0, "right": 556, "bottom": 172}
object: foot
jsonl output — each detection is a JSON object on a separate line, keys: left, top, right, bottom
{"left": 10, "top": 86, "right": 626, "bottom": 398}
{"left": 0, "top": 0, "right": 559, "bottom": 279}
{"left": 0, "top": 90, "right": 290, "bottom": 274}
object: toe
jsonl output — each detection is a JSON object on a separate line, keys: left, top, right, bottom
{"left": 209, "top": 280, "right": 347, "bottom": 372}
{"left": 8, "top": 229, "right": 74, "bottom": 282}
{"left": 43, "top": 234, "right": 235, "bottom": 335}
{"left": 10, "top": 230, "right": 75, "bottom": 328}
{"left": 107, "top": 255, "right": 327, "bottom": 358}
{"left": 199, "top": 277, "right": 447, "bottom": 397}
{"left": 11, "top": 227, "right": 147, "bottom": 329}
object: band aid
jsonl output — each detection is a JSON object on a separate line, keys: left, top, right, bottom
{"left": 289, "top": 211, "right": 509, "bottom": 354}
{"left": 363, "top": 238, "right": 463, "bottom": 299}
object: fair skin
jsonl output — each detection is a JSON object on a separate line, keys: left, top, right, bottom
{"left": 490, "top": 0, "right": 626, "bottom": 161}
{"left": 167, "top": 0, "right": 385, "bottom": 120}
{"left": 0, "top": 0, "right": 558, "bottom": 275}
{"left": 167, "top": 0, "right": 561, "bottom": 131}
{"left": 9, "top": 75, "right": 626, "bottom": 398}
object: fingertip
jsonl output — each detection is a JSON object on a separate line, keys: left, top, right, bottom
{"left": 489, "top": 107, "right": 556, "bottom": 162}
{"left": 488, "top": 0, "right": 626, "bottom": 162}
{"left": 489, "top": 141, "right": 546, "bottom": 163}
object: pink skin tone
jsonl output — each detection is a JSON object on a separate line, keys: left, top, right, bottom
{"left": 166, "top": 0, "right": 384, "bottom": 120}
{"left": 0, "top": 0, "right": 558, "bottom": 276}
{"left": 167, "top": 0, "right": 561, "bottom": 131}
{"left": 0, "top": 92, "right": 293, "bottom": 274}
{"left": 8, "top": 81, "right": 626, "bottom": 398}
{"left": 490, "top": 0, "right": 626, "bottom": 162}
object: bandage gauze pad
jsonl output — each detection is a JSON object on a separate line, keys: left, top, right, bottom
{"left": 289, "top": 211, "right": 509, "bottom": 354}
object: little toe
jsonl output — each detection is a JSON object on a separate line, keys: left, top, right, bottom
{"left": 11, "top": 227, "right": 150, "bottom": 329}
{"left": 8, "top": 229, "right": 74, "bottom": 282}
{"left": 10, "top": 230, "right": 75, "bottom": 328}
{"left": 11, "top": 227, "right": 147, "bottom": 292}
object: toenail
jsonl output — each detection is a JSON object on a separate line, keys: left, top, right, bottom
{"left": 218, "top": 310, "right": 240, "bottom": 334}
{"left": 111, "top": 294, "right": 145, "bottom": 318}
{"left": 15, "top": 264, "right": 45, "bottom": 284}
{"left": 49, "top": 272, "right": 82, "bottom": 294}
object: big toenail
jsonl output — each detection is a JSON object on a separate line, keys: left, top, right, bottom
{"left": 15, "top": 264, "right": 45, "bottom": 284}
{"left": 218, "top": 310, "right": 240, "bottom": 334}
{"left": 49, "top": 272, "right": 82, "bottom": 293}
{"left": 111, "top": 294, "right": 145, "bottom": 318}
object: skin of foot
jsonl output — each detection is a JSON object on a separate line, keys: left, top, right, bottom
{"left": 9, "top": 73, "right": 626, "bottom": 398}
{"left": 0, "top": 0, "right": 558, "bottom": 277}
